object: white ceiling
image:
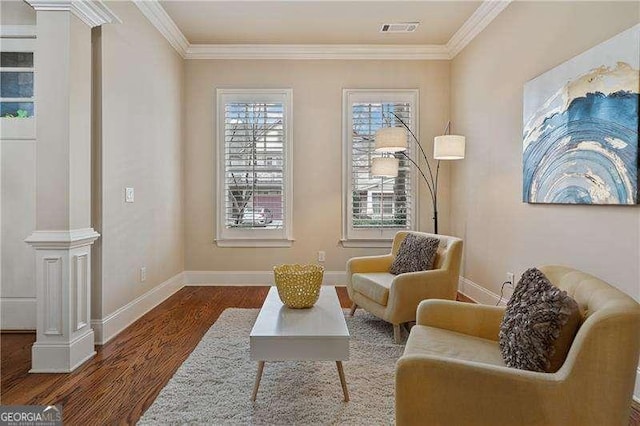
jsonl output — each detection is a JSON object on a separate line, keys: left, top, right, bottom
{"left": 160, "top": 1, "right": 483, "bottom": 45}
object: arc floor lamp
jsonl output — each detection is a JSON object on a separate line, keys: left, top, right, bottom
{"left": 371, "top": 117, "right": 465, "bottom": 234}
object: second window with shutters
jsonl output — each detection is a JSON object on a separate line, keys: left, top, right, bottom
{"left": 216, "top": 89, "right": 293, "bottom": 247}
{"left": 342, "top": 89, "right": 418, "bottom": 247}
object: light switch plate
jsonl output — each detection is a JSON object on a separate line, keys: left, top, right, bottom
{"left": 125, "top": 187, "right": 134, "bottom": 203}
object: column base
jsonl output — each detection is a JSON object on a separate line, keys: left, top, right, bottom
{"left": 30, "top": 329, "right": 96, "bottom": 373}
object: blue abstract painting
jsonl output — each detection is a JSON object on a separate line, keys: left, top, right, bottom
{"left": 523, "top": 25, "right": 639, "bottom": 205}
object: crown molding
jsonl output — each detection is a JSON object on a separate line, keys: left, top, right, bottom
{"left": 186, "top": 44, "right": 450, "bottom": 60}
{"left": 446, "top": 0, "right": 513, "bottom": 58}
{"left": 26, "top": 0, "right": 121, "bottom": 28}
{"left": 133, "top": 0, "right": 188, "bottom": 58}
{"left": 137, "top": 0, "right": 512, "bottom": 60}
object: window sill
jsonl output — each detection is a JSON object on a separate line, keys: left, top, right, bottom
{"left": 215, "top": 238, "right": 294, "bottom": 248}
{"left": 340, "top": 239, "right": 393, "bottom": 248}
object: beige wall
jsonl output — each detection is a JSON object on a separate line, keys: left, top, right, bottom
{"left": 450, "top": 1, "right": 640, "bottom": 301}
{"left": 0, "top": 141, "right": 35, "bottom": 329}
{"left": 0, "top": 0, "right": 35, "bottom": 26}
{"left": 0, "top": 1, "right": 37, "bottom": 329}
{"left": 94, "top": 1, "right": 184, "bottom": 317}
{"left": 184, "top": 60, "right": 450, "bottom": 273}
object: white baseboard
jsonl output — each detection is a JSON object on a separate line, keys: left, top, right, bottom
{"left": 184, "top": 270, "right": 347, "bottom": 286}
{"left": 458, "top": 276, "right": 640, "bottom": 402}
{"left": 1, "top": 297, "right": 36, "bottom": 330}
{"left": 457, "top": 276, "right": 511, "bottom": 306}
{"left": 91, "top": 272, "right": 185, "bottom": 345}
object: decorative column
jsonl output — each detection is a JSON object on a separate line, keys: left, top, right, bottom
{"left": 24, "top": 1, "right": 119, "bottom": 373}
{"left": 25, "top": 230, "right": 99, "bottom": 372}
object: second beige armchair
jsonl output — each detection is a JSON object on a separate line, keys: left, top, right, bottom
{"left": 395, "top": 266, "right": 640, "bottom": 425}
{"left": 346, "top": 231, "right": 463, "bottom": 343}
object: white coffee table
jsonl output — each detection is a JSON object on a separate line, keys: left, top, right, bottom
{"left": 249, "top": 286, "right": 350, "bottom": 401}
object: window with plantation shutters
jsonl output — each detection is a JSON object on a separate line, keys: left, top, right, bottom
{"left": 216, "top": 89, "right": 293, "bottom": 247}
{"left": 342, "top": 89, "right": 418, "bottom": 247}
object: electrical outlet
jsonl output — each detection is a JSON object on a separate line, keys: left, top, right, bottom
{"left": 140, "top": 266, "right": 147, "bottom": 282}
{"left": 506, "top": 272, "right": 515, "bottom": 287}
{"left": 125, "top": 187, "right": 135, "bottom": 203}
{"left": 318, "top": 251, "right": 326, "bottom": 262}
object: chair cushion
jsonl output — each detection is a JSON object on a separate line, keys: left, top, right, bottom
{"left": 390, "top": 234, "right": 439, "bottom": 275}
{"left": 499, "top": 268, "right": 582, "bottom": 373}
{"left": 405, "top": 325, "right": 506, "bottom": 367}
{"left": 352, "top": 272, "right": 394, "bottom": 306}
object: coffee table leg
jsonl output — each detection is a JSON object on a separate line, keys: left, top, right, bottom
{"left": 252, "top": 361, "right": 265, "bottom": 401}
{"left": 336, "top": 361, "right": 349, "bottom": 402}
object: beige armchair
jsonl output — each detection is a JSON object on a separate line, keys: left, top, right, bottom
{"left": 395, "top": 265, "right": 640, "bottom": 426}
{"left": 346, "top": 231, "right": 463, "bottom": 343}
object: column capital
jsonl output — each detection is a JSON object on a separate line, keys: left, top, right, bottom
{"left": 25, "top": 228, "right": 100, "bottom": 250}
{"left": 26, "top": 0, "right": 121, "bottom": 27}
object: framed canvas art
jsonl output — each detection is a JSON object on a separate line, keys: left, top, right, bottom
{"left": 523, "top": 25, "right": 639, "bottom": 205}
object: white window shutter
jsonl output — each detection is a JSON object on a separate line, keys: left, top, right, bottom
{"left": 342, "top": 89, "right": 418, "bottom": 246}
{"left": 216, "top": 89, "right": 293, "bottom": 247}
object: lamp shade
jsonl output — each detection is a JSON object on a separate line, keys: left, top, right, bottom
{"left": 371, "top": 157, "right": 399, "bottom": 177}
{"left": 374, "top": 127, "right": 407, "bottom": 153}
{"left": 434, "top": 135, "right": 465, "bottom": 160}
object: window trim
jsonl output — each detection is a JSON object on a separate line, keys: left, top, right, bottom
{"left": 215, "top": 88, "right": 294, "bottom": 248}
{"left": 341, "top": 89, "right": 419, "bottom": 247}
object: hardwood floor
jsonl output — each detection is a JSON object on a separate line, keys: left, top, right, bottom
{"left": 1, "top": 287, "right": 639, "bottom": 425}
{"left": 632, "top": 400, "right": 640, "bottom": 426}
{"left": 0, "top": 287, "right": 351, "bottom": 425}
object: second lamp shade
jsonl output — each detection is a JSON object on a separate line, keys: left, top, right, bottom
{"left": 434, "top": 135, "right": 466, "bottom": 160}
{"left": 371, "top": 157, "right": 399, "bottom": 177}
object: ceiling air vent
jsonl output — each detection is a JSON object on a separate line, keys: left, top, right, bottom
{"left": 380, "top": 22, "right": 419, "bottom": 33}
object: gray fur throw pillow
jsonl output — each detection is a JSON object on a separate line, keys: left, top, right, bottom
{"left": 389, "top": 234, "right": 439, "bottom": 275}
{"left": 499, "top": 268, "right": 581, "bottom": 373}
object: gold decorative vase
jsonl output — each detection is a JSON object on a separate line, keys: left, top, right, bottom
{"left": 273, "top": 264, "right": 324, "bottom": 308}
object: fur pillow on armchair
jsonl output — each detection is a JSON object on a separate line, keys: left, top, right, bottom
{"left": 499, "top": 268, "right": 582, "bottom": 373}
{"left": 389, "top": 234, "right": 439, "bottom": 275}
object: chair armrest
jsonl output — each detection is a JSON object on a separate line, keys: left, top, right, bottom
{"left": 416, "top": 299, "right": 506, "bottom": 341}
{"left": 346, "top": 254, "right": 393, "bottom": 275}
{"left": 395, "top": 354, "right": 565, "bottom": 426}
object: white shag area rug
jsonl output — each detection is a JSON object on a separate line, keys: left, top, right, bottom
{"left": 139, "top": 308, "right": 406, "bottom": 425}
